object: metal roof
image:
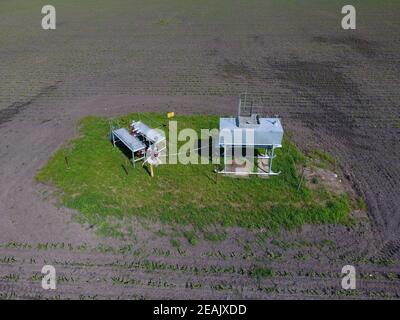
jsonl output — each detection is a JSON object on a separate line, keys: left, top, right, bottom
{"left": 219, "top": 117, "right": 284, "bottom": 147}
{"left": 112, "top": 128, "right": 146, "bottom": 152}
{"left": 131, "top": 121, "right": 165, "bottom": 144}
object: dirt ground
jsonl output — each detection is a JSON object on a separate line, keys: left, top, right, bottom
{"left": 0, "top": 1, "right": 399, "bottom": 299}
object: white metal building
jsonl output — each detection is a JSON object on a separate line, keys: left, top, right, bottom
{"left": 218, "top": 114, "right": 284, "bottom": 176}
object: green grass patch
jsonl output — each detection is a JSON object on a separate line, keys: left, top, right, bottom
{"left": 170, "top": 238, "right": 181, "bottom": 248}
{"left": 182, "top": 231, "right": 197, "bottom": 246}
{"left": 251, "top": 267, "right": 275, "bottom": 278}
{"left": 355, "top": 196, "right": 368, "bottom": 211}
{"left": 309, "top": 149, "right": 337, "bottom": 169}
{"left": 36, "top": 113, "right": 352, "bottom": 236}
{"left": 204, "top": 231, "right": 227, "bottom": 242}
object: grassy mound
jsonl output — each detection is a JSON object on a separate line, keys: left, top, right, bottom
{"left": 36, "top": 113, "right": 352, "bottom": 235}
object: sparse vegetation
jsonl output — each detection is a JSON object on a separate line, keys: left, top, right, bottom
{"left": 356, "top": 196, "right": 368, "bottom": 211}
{"left": 251, "top": 267, "right": 275, "bottom": 278}
{"left": 1, "top": 239, "right": 398, "bottom": 299}
{"left": 204, "top": 230, "right": 227, "bottom": 242}
{"left": 171, "top": 238, "right": 181, "bottom": 248}
{"left": 183, "top": 231, "right": 197, "bottom": 246}
{"left": 309, "top": 149, "right": 337, "bottom": 170}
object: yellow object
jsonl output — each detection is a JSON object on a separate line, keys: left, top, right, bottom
{"left": 149, "top": 164, "right": 154, "bottom": 177}
{"left": 167, "top": 112, "right": 175, "bottom": 118}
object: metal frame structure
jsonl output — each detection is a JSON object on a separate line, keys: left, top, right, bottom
{"left": 110, "top": 120, "right": 166, "bottom": 167}
{"left": 238, "top": 93, "right": 268, "bottom": 118}
{"left": 111, "top": 128, "right": 146, "bottom": 167}
{"left": 219, "top": 95, "right": 284, "bottom": 176}
{"left": 219, "top": 143, "right": 281, "bottom": 176}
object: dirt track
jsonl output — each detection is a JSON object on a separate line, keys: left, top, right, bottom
{"left": 0, "top": 1, "right": 399, "bottom": 299}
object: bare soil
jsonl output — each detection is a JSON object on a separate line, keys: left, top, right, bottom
{"left": 0, "top": 1, "right": 399, "bottom": 299}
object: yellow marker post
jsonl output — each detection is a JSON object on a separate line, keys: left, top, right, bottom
{"left": 167, "top": 112, "right": 175, "bottom": 119}
{"left": 149, "top": 164, "right": 154, "bottom": 177}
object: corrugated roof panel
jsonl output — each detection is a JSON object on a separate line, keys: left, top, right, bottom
{"left": 219, "top": 117, "right": 283, "bottom": 147}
